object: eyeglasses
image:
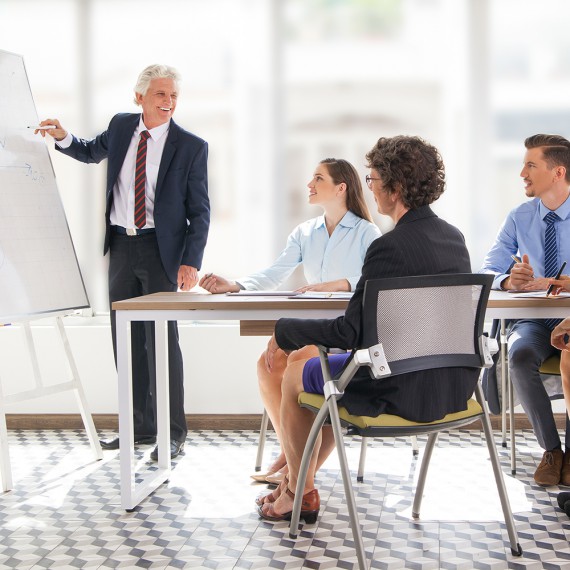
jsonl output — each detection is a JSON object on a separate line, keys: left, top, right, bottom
{"left": 365, "top": 175, "right": 382, "bottom": 188}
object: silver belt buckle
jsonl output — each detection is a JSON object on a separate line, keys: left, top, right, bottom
{"left": 126, "top": 228, "right": 137, "bottom": 236}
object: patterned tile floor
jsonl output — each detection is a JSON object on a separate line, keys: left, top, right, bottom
{"left": 1, "top": 428, "right": 570, "bottom": 569}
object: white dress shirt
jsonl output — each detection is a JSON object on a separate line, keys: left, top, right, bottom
{"left": 57, "top": 117, "right": 169, "bottom": 229}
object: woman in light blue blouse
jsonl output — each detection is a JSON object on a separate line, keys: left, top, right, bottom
{"left": 199, "top": 158, "right": 380, "bottom": 480}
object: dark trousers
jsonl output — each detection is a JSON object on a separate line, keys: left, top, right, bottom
{"left": 508, "top": 319, "right": 569, "bottom": 451}
{"left": 108, "top": 231, "right": 187, "bottom": 442}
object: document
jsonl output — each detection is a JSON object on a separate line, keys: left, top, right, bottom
{"left": 290, "top": 291, "right": 354, "bottom": 299}
{"left": 509, "top": 291, "right": 570, "bottom": 299}
{"left": 226, "top": 291, "right": 299, "bottom": 297}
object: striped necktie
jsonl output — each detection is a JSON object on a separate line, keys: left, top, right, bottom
{"left": 544, "top": 210, "right": 561, "bottom": 330}
{"left": 134, "top": 130, "right": 151, "bottom": 229}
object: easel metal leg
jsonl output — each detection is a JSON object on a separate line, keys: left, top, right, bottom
{"left": 56, "top": 317, "right": 102, "bottom": 460}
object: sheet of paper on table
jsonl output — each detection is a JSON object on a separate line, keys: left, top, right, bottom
{"left": 508, "top": 291, "right": 570, "bottom": 299}
{"left": 226, "top": 291, "right": 299, "bottom": 297}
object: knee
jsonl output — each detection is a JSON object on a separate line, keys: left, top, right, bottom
{"left": 257, "top": 350, "right": 285, "bottom": 392}
{"left": 282, "top": 360, "right": 307, "bottom": 401}
{"left": 509, "top": 342, "right": 542, "bottom": 372}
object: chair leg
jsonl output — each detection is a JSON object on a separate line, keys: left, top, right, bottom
{"left": 500, "top": 318, "right": 508, "bottom": 449}
{"left": 290, "top": 404, "right": 329, "bottom": 538}
{"left": 411, "top": 435, "right": 419, "bottom": 457}
{"left": 508, "top": 370, "right": 517, "bottom": 475}
{"left": 412, "top": 432, "right": 438, "bottom": 518}
{"left": 357, "top": 437, "right": 367, "bottom": 482}
{"left": 255, "top": 409, "right": 269, "bottom": 471}
{"left": 328, "top": 400, "right": 368, "bottom": 570}
{"left": 476, "top": 384, "right": 522, "bottom": 556}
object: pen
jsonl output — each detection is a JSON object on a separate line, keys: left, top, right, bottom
{"left": 27, "top": 125, "right": 56, "bottom": 130}
{"left": 511, "top": 255, "right": 521, "bottom": 263}
{"left": 546, "top": 261, "right": 567, "bottom": 297}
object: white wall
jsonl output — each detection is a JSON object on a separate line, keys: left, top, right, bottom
{"left": 0, "top": 316, "right": 565, "bottom": 416}
{"left": 0, "top": 317, "right": 268, "bottom": 414}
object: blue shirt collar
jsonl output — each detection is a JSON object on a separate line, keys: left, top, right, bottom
{"left": 316, "top": 210, "right": 360, "bottom": 229}
{"left": 539, "top": 193, "right": 570, "bottom": 221}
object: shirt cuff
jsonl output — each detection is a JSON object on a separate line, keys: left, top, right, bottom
{"left": 55, "top": 132, "right": 73, "bottom": 149}
{"left": 493, "top": 274, "right": 509, "bottom": 290}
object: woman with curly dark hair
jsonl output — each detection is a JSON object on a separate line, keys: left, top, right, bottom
{"left": 257, "top": 135, "right": 475, "bottom": 523}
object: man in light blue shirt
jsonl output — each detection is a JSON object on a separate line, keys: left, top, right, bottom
{"left": 481, "top": 134, "right": 570, "bottom": 487}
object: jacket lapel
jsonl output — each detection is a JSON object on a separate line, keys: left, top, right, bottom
{"left": 107, "top": 114, "right": 139, "bottom": 195}
{"left": 155, "top": 120, "right": 178, "bottom": 202}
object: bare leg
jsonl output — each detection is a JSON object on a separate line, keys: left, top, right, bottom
{"left": 257, "top": 345, "right": 319, "bottom": 473}
{"left": 257, "top": 348, "right": 288, "bottom": 473}
{"left": 263, "top": 358, "right": 330, "bottom": 516}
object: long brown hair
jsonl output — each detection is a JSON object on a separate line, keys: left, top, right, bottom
{"left": 320, "top": 158, "right": 373, "bottom": 222}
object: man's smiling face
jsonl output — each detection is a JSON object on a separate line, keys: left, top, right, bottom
{"left": 136, "top": 77, "right": 178, "bottom": 129}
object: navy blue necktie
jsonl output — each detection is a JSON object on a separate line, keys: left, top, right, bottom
{"left": 544, "top": 211, "right": 561, "bottom": 330}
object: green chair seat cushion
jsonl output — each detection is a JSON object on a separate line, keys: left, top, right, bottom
{"left": 299, "top": 392, "right": 483, "bottom": 430}
{"left": 539, "top": 354, "right": 561, "bottom": 376}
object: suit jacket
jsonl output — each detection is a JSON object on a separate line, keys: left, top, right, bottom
{"left": 275, "top": 205, "right": 478, "bottom": 421}
{"left": 56, "top": 113, "right": 210, "bottom": 284}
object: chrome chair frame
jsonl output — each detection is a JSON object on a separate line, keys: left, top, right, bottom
{"left": 287, "top": 274, "right": 522, "bottom": 569}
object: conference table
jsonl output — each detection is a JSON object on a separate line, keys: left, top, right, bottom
{"left": 113, "top": 290, "right": 570, "bottom": 510}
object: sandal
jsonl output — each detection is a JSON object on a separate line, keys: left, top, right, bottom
{"left": 255, "top": 476, "right": 289, "bottom": 507}
{"left": 257, "top": 485, "right": 320, "bottom": 524}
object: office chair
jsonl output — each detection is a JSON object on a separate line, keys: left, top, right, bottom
{"left": 287, "top": 274, "right": 522, "bottom": 569}
{"left": 255, "top": 409, "right": 270, "bottom": 472}
{"left": 255, "top": 388, "right": 420, "bottom": 479}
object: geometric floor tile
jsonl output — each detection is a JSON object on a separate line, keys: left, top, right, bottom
{"left": 1, "top": 428, "right": 570, "bottom": 568}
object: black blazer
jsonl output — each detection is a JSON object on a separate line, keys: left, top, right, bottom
{"left": 275, "top": 205, "right": 478, "bottom": 421}
{"left": 57, "top": 113, "right": 210, "bottom": 284}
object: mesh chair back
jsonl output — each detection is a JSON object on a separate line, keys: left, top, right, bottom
{"left": 362, "top": 274, "right": 493, "bottom": 376}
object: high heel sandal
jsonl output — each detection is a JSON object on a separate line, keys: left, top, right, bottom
{"left": 255, "top": 476, "right": 289, "bottom": 507}
{"left": 257, "top": 485, "right": 320, "bottom": 524}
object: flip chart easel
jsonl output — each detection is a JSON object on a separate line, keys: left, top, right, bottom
{"left": 0, "top": 49, "right": 101, "bottom": 490}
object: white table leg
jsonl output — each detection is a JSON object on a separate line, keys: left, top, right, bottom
{"left": 118, "top": 312, "right": 136, "bottom": 510}
{"left": 118, "top": 312, "right": 171, "bottom": 511}
{"left": 155, "top": 318, "right": 171, "bottom": 469}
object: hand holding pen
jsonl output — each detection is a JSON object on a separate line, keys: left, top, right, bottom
{"left": 507, "top": 253, "right": 536, "bottom": 290}
{"left": 31, "top": 118, "right": 68, "bottom": 141}
{"left": 546, "top": 261, "right": 568, "bottom": 297}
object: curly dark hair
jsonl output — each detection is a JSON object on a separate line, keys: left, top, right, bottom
{"left": 365, "top": 136, "right": 445, "bottom": 209}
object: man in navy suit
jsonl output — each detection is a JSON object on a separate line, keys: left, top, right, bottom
{"left": 38, "top": 64, "right": 210, "bottom": 459}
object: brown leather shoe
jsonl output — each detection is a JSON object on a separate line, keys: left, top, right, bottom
{"left": 560, "top": 451, "right": 570, "bottom": 486}
{"left": 534, "top": 449, "right": 564, "bottom": 486}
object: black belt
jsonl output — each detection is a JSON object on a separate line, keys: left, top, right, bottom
{"left": 112, "top": 226, "right": 156, "bottom": 236}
